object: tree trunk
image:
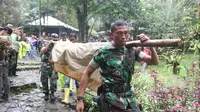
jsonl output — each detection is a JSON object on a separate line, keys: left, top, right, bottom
{"left": 76, "top": 0, "right": 88, "bottom": 42}
{"left": 173, "top": 63, "right": 179, "bottom": 75}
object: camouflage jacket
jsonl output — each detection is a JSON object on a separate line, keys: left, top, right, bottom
{"left": 41, "top": 43, "right": 54, "bottom": 63}
{"left": 89, "top": 42, "right": 147, "bottom": 111}
{"left": 0, "top": 45, "right": 6, "bottom": 60}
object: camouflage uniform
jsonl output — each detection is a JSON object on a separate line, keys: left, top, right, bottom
{"left": 8, "top": 34, "right": 19, "bottom": 76}
{"left": 40, "top": 43, "right": 58, "bottom": 96}
{"left": 0, "top": 44, "right": 10, "bottom": 101}
{"left": 8, "top": 48, "right": 18, "bottom": 76}
{"left": 89, "top": 42, "right": 146, "bottom": 112}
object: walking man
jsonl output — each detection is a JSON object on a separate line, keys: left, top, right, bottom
{"left": 76, "top": 20, "right": 159, "bottom": 112}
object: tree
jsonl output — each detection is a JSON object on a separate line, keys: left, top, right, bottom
{"left": 0, "top": 0, "right": 29, "bottom": 26}
{"left": 54, "top": 0, "right": 141, "bottom": 41}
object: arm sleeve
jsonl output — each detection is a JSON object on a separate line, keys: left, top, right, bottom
{"left": 89, "top": 50, "right": 104, "bottom": 69}
{"left": 89, "top": 59, "right": 99, "bottom": 69}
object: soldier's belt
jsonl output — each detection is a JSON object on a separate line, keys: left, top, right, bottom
{"left": 99, "top": 84, "right": 131, "bottom": 94}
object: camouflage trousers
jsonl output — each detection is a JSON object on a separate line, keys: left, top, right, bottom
{"left": 40, "top": 63, "right": 58, "bottom": 93}
{"left": 0, "top": 60, "right": 10, "bottom": 97}
{"left": 98, "top": 95, "right": 141, "bottom": 112}
{"left": 8, "top": 52, "right": 18, "bottom": 76}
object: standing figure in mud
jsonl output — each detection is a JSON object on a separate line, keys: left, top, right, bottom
{"left": 62, "top": 33, "right": 80, "bottom": 104}
{"left": 0, "top": 27, "right": 12, "bottom": 102}
{"left": 40, "top": 33, "right": 59, "bottom": 101}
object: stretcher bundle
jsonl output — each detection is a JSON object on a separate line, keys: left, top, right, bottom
{"left": 52, "top": 39, "right": 182, "bottom": 91}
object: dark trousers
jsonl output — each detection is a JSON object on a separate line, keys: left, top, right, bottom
{"left": 0, "top": 60, "right": 10, "bottom": 97}
{"left": 8, "top": 52, "right": 18, "bottom": 76}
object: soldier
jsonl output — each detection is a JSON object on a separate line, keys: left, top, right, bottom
{"left": 0, "top": 27, "right": 12, "bottom": 102}
{"left": 76, "top": 20, "right": 159, "bottom": 112}
{"left": 7, "top": 24, "right": 21, "bottom": 76}
{"left": 40, "top": 33, "right": 59, "bottom": 101}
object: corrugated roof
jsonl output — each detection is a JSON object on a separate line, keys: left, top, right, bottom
{"left": 27, "top": 16, "right": 79, "bottom": 31}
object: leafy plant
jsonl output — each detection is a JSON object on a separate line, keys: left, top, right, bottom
{"left": 84, "top": 92, "right": 99, "bottom": 112}
{"left": 160, "top": 48, "right": 183, "bottom": 75}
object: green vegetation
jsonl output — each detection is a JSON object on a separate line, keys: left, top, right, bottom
{"left": 132, "top": 53, "right": 200, "bottom": 111}
{"left": 1, "top": 0, "right": 200, "bottom": 111}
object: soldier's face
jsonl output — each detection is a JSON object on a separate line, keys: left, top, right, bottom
{"left": 110, "top": 26, "right": 129, "bottom": 47}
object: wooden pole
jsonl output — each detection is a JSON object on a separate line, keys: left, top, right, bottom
{"left": 125, "top": 39, "right": 182, "bottom": 47}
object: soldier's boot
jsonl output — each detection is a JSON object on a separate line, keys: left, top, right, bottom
{"left": 12, "top": 71, "right": 17, "bottom": 76}
{"left": 0, "top": 94, "right": 8, "bottom": 102}
{"left": 8, "top": 70, "right": 12, "bottom": 76}
{"left": 0, "top": 96, "right": 4, "bottom": 102}
{"left": 61, "top": 88, "right": 70, "bottom": 104}
{"left": 50, "top": 92, "right": 55, "bottom": 101}
{"left": 2, "top": 94, "right": 9, "bottom": 101}
{"left": 44, "top": 92, "right": 49, "bottom": 101}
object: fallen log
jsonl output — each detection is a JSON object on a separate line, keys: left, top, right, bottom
{"left": 52, "top": 39, "right": 183, "bottom": 91}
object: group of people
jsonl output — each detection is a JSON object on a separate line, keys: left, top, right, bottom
{"left": 40, "top": 20, "right": 160, "bottom": 112}
{"left": 39, "top": 32, "right": 80, "bottom": 103}
{"left": 0, "top": 20, "right": 159, "bottom": 112}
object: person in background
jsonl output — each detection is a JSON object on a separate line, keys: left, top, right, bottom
{"left": 38, "top": 32, "right": 46, "bottom": 53}
{"left": 58, "top": 32, "right": 68, "bottom": 91}
{"left": 30, "top": 35, "right": 37, "bottom": 58}
{"left": 62, "top": 33, "right": 80, "bottom": 104}
{"left": 140, "top": 47, "right": 151, "bottom": 72}
{"left": 0, "top": 26, "right": 12, "bottom": 102}
{"left": 40, "top": 33, "right": 59, "bottom": 101}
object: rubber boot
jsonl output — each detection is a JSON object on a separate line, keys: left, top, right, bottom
{"left": 44, "top": 92, "right": 49, "bottom": 101}
{"left": 50, "top": 92, "right": 55, "bottom": 101}
{"left": 61, "top": 88, "right": 70, "bottom": 104}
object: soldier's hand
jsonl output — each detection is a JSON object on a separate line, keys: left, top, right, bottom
{"left": 136, "top": 34, "right": 150, "bottom": 43}
{"left": 50, "top": 40, "right": 56, "bottom": 44}
{"left": 76, "top": 100, "right": 84, "bottom": 112}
